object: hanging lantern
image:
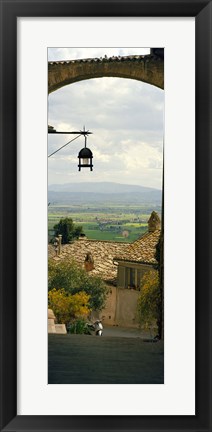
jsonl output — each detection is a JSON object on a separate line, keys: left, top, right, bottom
{"left": 78, "top": 135, "right": 93, "bottom": 171}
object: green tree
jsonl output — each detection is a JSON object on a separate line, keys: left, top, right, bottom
{"left": 137, "top": 269, "right": 161, "bottom": 336}
{"left": 48, "top": 259, "right": 108, "bottom": 311}
{"left": 54, "top": 217, "right": 83, "bottom": 244}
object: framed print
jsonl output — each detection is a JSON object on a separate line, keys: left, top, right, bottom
{"left": 0, "top": 0, "right": 212, "bottom": 431}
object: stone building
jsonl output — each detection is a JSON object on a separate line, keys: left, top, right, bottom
{"left": 112, "top": 214, "right": 160, "bottom": 326}
{"left": 115, "top": 213, "right": 160, "bottom": 290}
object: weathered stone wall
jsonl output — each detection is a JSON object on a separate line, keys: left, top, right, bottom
{"left": 116, "top": 288, "right": 140, "bottom": 327}
{"left": 48, "top": 54, "right": 164, "bottom": 94}
{"left": 99, "top": 287, "right": 139, "bottom": 328}
{"left": 100, "top": 286, "right": 117, "bottom": 324}
{"left": 48, "top": 308, "right": 67, "bottom": 334}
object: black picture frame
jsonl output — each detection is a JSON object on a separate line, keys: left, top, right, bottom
{"left": 0, "top": 1, "right": 211, "bottom": 431}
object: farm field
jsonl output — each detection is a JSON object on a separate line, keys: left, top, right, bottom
{"left": 48, "top": 203, "right": 161, "bottom": 243}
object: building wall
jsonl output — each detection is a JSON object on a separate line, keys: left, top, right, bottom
{"left": 115, "top": 288, "right": 140, "bottom": 327}
{"left": 100, "top": 286, "right": 117, "bottom": 324}
{"left": 99, "top": 286, "right": 139, "bottom": 328}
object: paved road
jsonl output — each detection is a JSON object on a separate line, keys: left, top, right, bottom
{"left": 103, "top": 325, "right": 155, "bottom": 339}
{"left": 48, "top": 330, "right": 164, "bottom": 384}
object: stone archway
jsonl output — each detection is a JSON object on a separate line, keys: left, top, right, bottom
{"left": 48, "top": 52, "right": 164, "bottom": 94}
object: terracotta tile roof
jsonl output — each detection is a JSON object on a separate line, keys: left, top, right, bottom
{"left": 48, "top": 230, "right": 160, "bottom": 284}
{"left": 113, "top": 230, "right": 161, "bottom": 265}
{"left": 48, "top": 239, "right": 129, "bottom": 284}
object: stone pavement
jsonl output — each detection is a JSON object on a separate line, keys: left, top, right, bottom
{"left": 48, "top": 328, "right": 164, "bottom": 384}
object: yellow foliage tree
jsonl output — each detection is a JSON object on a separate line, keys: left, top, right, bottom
{"left": 48, "top": 288, "right": 90, "bottom": 326}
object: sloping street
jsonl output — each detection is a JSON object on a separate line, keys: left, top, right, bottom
{"left": 48, "top": 331, "right": 164, "bottom": 384}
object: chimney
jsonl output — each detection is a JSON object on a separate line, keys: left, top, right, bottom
{"left": 54, "top": 235, "right": 62, "bottom": 256}
{"left": 84, "top": 252, "right": 94, "bottom": 272}
{"left": 148, "top": 211, "right": 161, "bottom": 232}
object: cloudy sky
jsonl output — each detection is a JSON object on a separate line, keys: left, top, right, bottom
{"left": 48, "top": 48, "right": 164, "bottom": 190}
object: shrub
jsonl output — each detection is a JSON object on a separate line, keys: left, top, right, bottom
{"left": 48, "top": 288, "right": 90, "bottom": 327}
{"left": 137, "top": 269, "right": 161, "bottom": 334}
{"left": 68, "top": 318, "right": 91, "bottom": 335}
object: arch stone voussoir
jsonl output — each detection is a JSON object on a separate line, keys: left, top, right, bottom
{"left": 48, "top": 54, "right": 164, "bottom": 93}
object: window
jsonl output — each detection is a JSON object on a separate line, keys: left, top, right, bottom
{"left": 125, "top": 267, "right": 140, "bottom": 290}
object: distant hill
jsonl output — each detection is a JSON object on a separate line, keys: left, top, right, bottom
{"left": 48, "top": 182, "right": 162, "bottom": 205}
{"left": 49, "top": 181, "right": 161, "bottom": 194}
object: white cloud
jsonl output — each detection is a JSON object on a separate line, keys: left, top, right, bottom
{"left": 91, "top": 147, "right": 111, "bottom": 163}
{"left": 116, "top": 140, "right": 162, "bottom": 170}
